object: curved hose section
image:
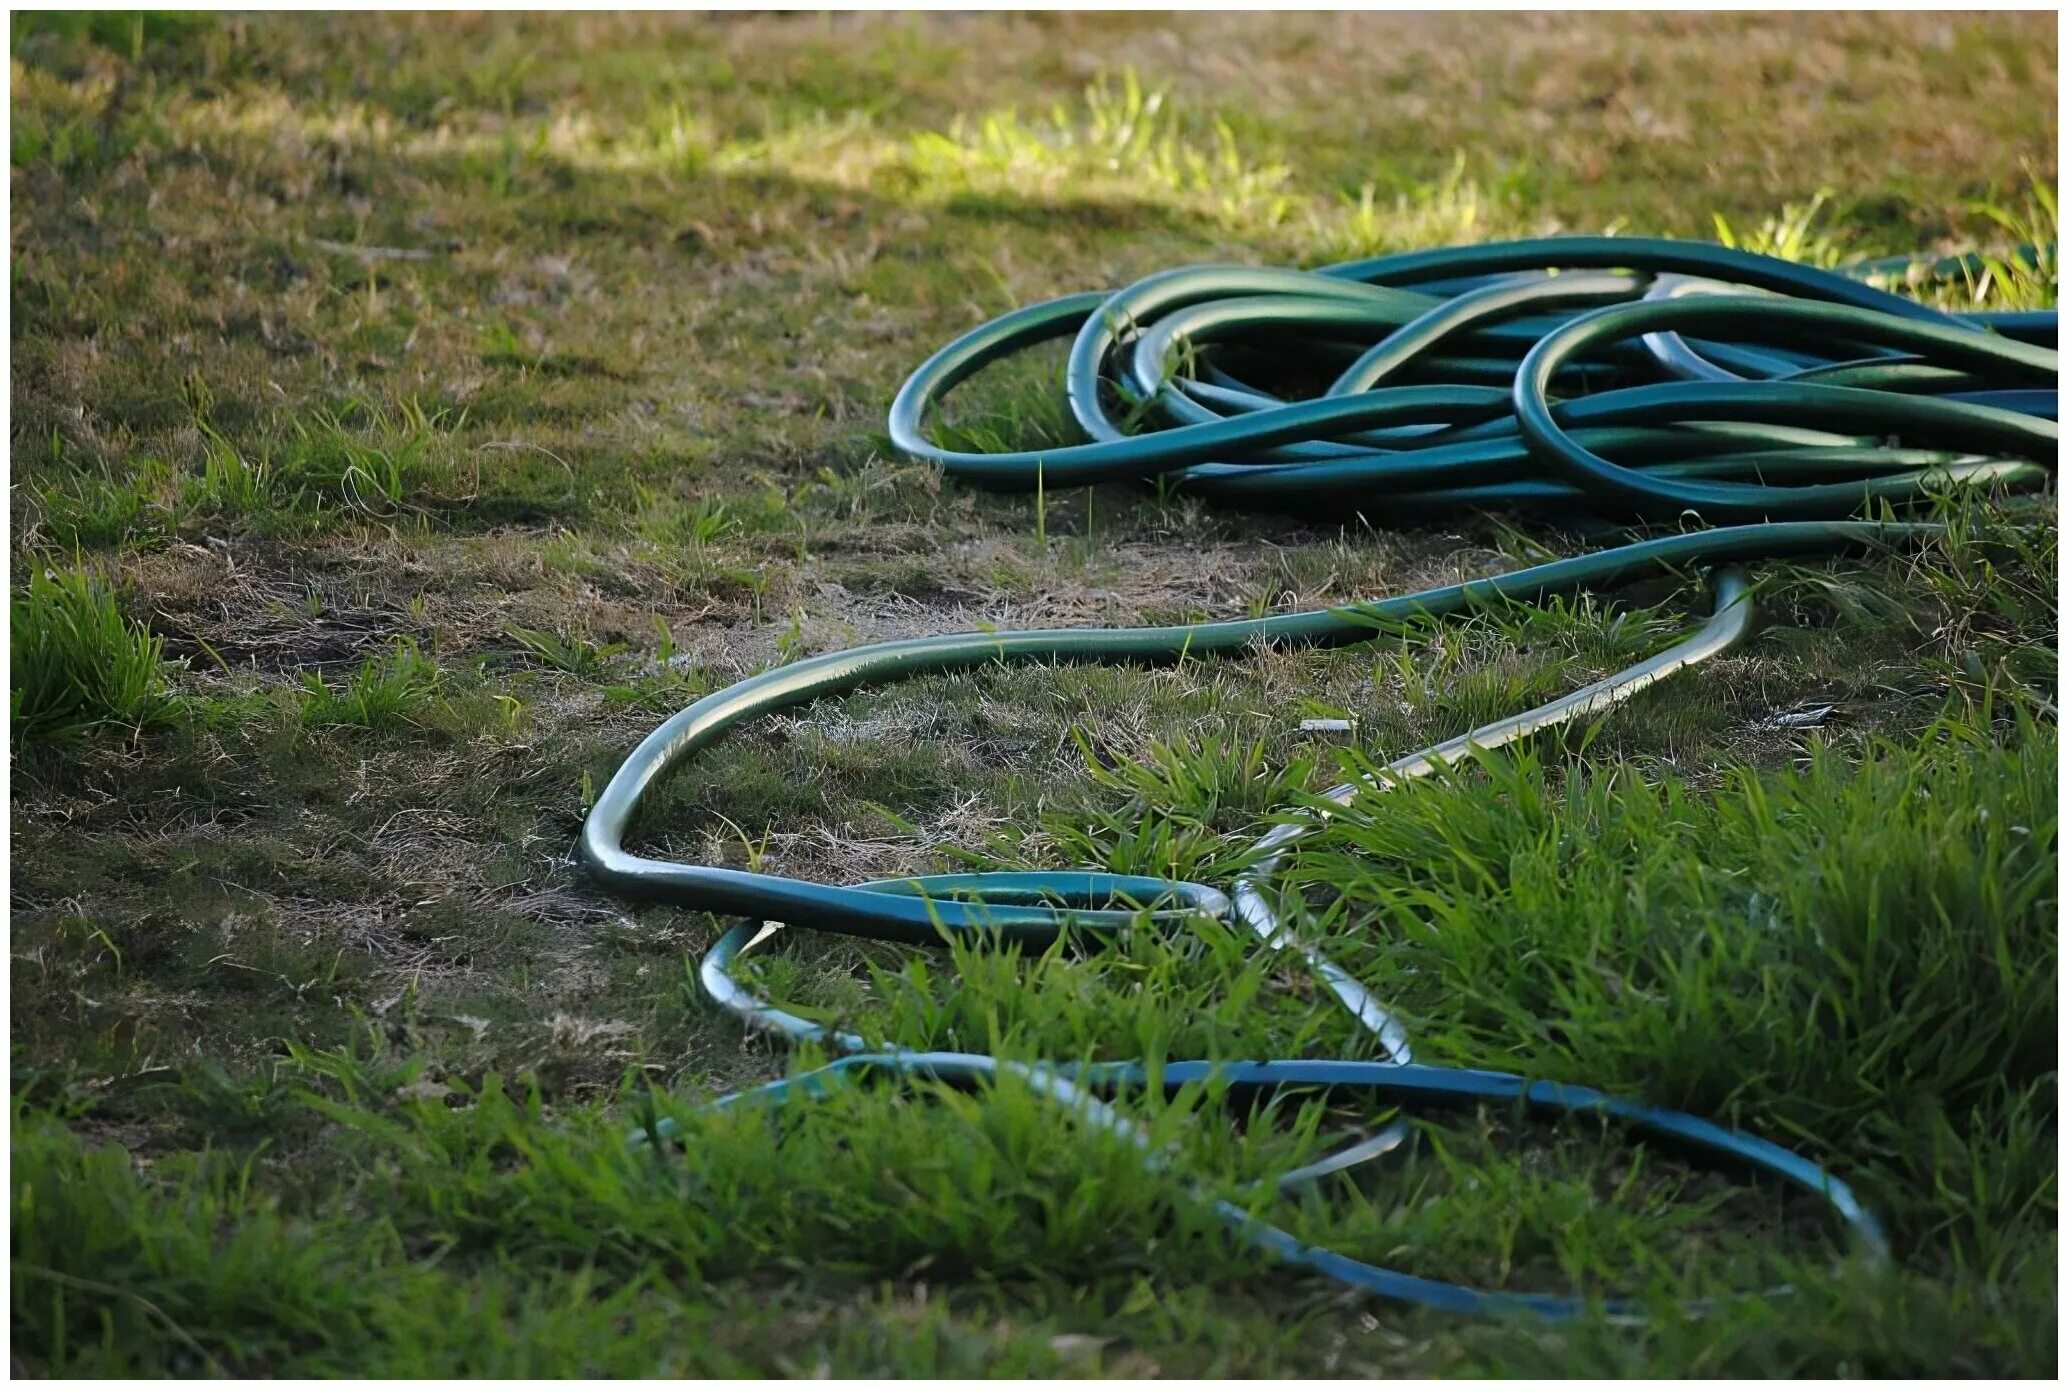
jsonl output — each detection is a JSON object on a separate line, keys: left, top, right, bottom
{"left": 592, "top": 235, "right": 2056, "bottom": 1317}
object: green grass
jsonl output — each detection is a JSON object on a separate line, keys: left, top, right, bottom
{"left": 13, "top": 702, "right": 2056, "bottom": 1376}
{"left": 9, "top": 11, "right": 2058, "bottom": 1377}
{"left": 503, "top": 625, "right": 625, "bottom": 679}
{"left": 10, "top": 563, "right": 178, "bottom": 743}
{"left": 296, "top": 639, "right": 442, "bottom": 728}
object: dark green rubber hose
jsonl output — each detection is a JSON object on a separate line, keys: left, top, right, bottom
{"left": 589, "top": 235, "right": 2056, "bottom": 1317}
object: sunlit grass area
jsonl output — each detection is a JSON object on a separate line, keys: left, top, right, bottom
{"left": 9, "top": 11, "right": 2058, "bottom": 1376}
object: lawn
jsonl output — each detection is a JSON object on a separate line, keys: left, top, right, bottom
{"left": 8, "top": 10, "right": 2059, "bottom": 1377}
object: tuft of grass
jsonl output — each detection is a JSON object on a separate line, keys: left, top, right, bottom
{"left": 276, "top": 403, "right": 443, "bottom": 517}
{"left": 1297, "top": 717, "right": 2055, "bottom": 1148}
{"left": 1318, "top": 154, "right": 1526, "bottom": 261}
{"left": 503, "top": 626, "right": 624, "bottom": 679}
{"left": 11, "top": 564, "right": 179, "bottom": 744}
{"left": 180, "top": 434, "right": 270, "bottom": 517}
{"left": 1712, "top": 188, "right": 1853, "bottom": 267}
{"left": 1962, "top": 173, "right": 2060, "bottom": 312}
{"left": 297, "top": 640, "right": 443, "bottom": 728}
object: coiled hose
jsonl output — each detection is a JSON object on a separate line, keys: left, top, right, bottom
{"left": 586, "top": 236, "right": 2056, "bottom": 1317}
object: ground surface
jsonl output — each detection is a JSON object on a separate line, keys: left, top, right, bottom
{"left": 9, "top": 11, "right": 2060, "bottom": 1377}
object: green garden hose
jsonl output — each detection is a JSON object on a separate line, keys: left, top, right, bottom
{"left": 587, "top": 236, "right": 2056, "bottom": 1317}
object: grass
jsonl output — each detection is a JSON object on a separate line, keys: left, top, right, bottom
{"left": 296, "top": 640, "right": 442, "bottom": 728}
{"left": 8, "top": 10, "right": 2058, "bottom": 1378}
{"left": 10, "top": 563, "right": 178, "bottom": 743}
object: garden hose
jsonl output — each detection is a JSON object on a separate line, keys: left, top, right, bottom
{"left": 586, "top": 235, "right": 2056, "bottom": 1317}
